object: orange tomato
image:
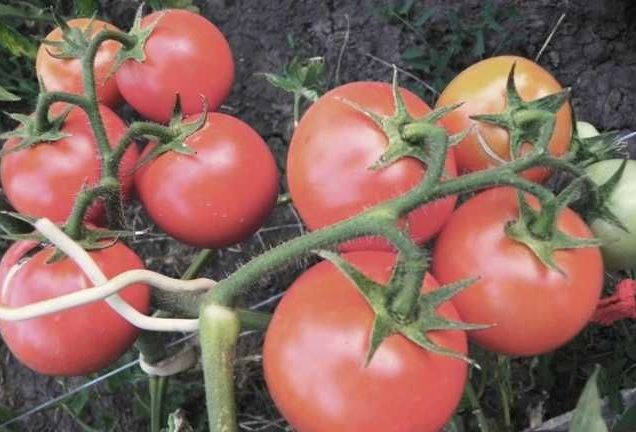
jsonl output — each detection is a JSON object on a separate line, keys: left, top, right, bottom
{"left": 436, "top": 56, "right": 572, "bottom": 182}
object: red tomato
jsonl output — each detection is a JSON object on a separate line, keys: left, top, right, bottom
{"left": 135, "top": 113, "right": 279, "bottom": 248}
{"left": 432, "top": 188, "right": 603, "bottom": 356}
{"left": 0, "top": 241, "right": 150, "bottom": 376}
{"left": 436, "top": 56, "right": 572, "bottom": 182}
{"left": 264, "top": 251, "right": 467, "bottom": 432}
{"left": 115, "top": 9, "right": 234, "bottom": 122}
{"left": 0, "top": 105, "right": 139, "bottom": 223}
{"left": 36, "top": 18, "right": 122, "bottom": 108}
{"left": 288, "top": 82, "right": 458, "bottom": 251}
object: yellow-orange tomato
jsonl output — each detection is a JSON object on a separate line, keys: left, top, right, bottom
{"left": 436, "top": 56, "right": 572, "bottom": 182}
{"left": 36, "top": 18, "right": 121, "bottom": 107}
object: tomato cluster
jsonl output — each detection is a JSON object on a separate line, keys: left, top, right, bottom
{"left": 0, "top": 10, "right": 277, "bottom": 376}
{"left": 0, "top": 6, "right": 630, "bottom": 432}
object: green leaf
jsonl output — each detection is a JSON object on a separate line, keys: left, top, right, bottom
{"left": 569, "top": 366, "right": 608, "bottom": 432}
{"left": 0, "top": 85, "right": 19, "bottom": 102}
{"left": 0, "top": 21, "right": 36, "bottom": 58}
{"left": 75, "top": 0, "right": 98, "bottom": 17}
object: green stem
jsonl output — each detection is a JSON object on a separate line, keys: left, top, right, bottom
{"left": 33, "top": 91, "right": 90, "bottom": 133}
{"left": 379, "top": 227, "right": 428, "bottom": 321}
{"left": 81, "top": 30, "right": 135, "bottom": 160}
{"left": 199, "top": 303, "right": 240, "bottom": 432}
{"left": 109, "top": 121, "right": 176, "bottom": 173}
{"left": 64, "top": 182, "right": 117, "bottom": 239}
{"left": 236, "top": 309, "right": 271, "bottom": 331}
{"left": 497, "top": 355, "right": 513, "bottom": 430}
{"left": 465, "top": 381, "right": 490, "bottom": 432}
{"left": 204, "top": 152, "right": 554, "bottom": 308}
{"left": 182, "top": 249, "right": 216, "bottom": 280}
{"left": 149, "top": 377, "right": 168, "bottom": 432}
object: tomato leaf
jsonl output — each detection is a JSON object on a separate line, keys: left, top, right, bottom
{"left": 148, "top": 0, "right": 199, "bottom": 13}
{"left": 0, "top": 21, "right": 36, "bottom": 58}
{"left": 0, "top": 85, "right": 19, "bottom": 102}
{"left": 569, "top": 366, "right": 608, "bottom": 432}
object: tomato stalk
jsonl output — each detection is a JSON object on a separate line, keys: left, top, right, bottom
{"left": 199, "top": 303, "right": 241, "bottom": 432}
{"left": 204, "top": 151, "right": 556, "bottom": 309}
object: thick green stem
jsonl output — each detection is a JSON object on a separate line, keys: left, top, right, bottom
{"left": 199, "top": 304, "right": 241, "bottom": 432}
{"left": 109, "top": 121, "right": 176, "bottom": 173}
{"left": 149, "top": 377, "right": 168, "bottom": 432}
{"left": 204, "top": 153, "right": 554, "bottom": 308}
{"left": 81, "top": 30, "right": 135, "bottom": 159}
{"left": 64, "top": 182, "right": 117, "bottom": 239}
{"left": 32, "top": 91, "right": 90, "bottom": 133}
{"left": 378, "top": 226, "right": 428, "bottom": 321}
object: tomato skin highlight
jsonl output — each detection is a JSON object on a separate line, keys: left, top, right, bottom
{"left": 0, "top": 105, "right": 139, "bottom": 224}
{"left": 115, "top": 9, "right": 234, "bottom": 123}
{"left": 585, "top": 159, "right": 636, "bottom": 270}
{"left": 432, "top": 188, "right": 603, "bottom": 356}
{"left": 436, "top": 56, "right": 572, "bottom": 182}
{"left": 36, "top": 18, "right": 122, "bottom": 108}
{"left": 288, "top": 82, "right": 458, "bottom": 251}
{"left": 0, "top": 241, "right": 150, "bottom": 376}
{"left": 135, "top": 113, "right": 279, "bottom": 248}
{"left": 263, "top": 251, "right": 467, "bottom": 432}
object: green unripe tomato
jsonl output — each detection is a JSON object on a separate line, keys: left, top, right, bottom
{"left": 576, "top": 121, "right": 600, "bottom": 139}
{"left": 586, "top": 159, "right": 636, "bottom": 270}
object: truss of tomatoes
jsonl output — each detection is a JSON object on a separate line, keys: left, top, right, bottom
{"left": 0, "top": 6, "right": 613, "bottom": 432}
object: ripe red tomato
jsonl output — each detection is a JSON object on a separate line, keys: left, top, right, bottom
{"left": 115, "top": 9, "right": 234, "bottom": 123}
{"left": 436, "top": 56, "right": 572, "bottom": 182}
{"left": 0, "top": 240, "right": 150, "bottom": 376}
{"left": 264, "top": 251, "right": 467, "bottom": 432}
{"left": 135, "top": 113, "right": 279, "bottom": 248}
{"left": 432, "top": 188, "right": 603, "bottom": 356}
{"left": 0, "top": 105, "right": 139, "bottom": 224}
{"left": 36, "top": 18, "right": 122, "bottom": 108}
{"left": 287, "top": 82, "right": 458, "bottom": 251}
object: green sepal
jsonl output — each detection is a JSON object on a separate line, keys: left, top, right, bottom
{"left": 111, "top": 4, "right": 158, "bottom": 73}
{"left": 316, "top": 250, "right": 485, "bottom": 367}
{"left": 134, "top": 97, "right": 207, "bottom": 169}
{"left": 41, "top": 12, "right": 96, "bottom": 60}
{"left": 469, "top": 63, "right": 570, "bottom": 160}
{"left": 505, "top": 185, "right": 603, "bottom": 274}
{"left": 0, "top": 109, "right": 71, "bottom": 156}
{"left": 570, "top": 130, "right": 627, "bottom": 168}
{"left": 339, "top": 68, "right": 458, "bottom": 171}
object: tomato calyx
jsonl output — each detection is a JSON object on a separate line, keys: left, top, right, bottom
{"left": 470, "top": 63, "right": 571, "bottom": 160}
{"left": 318, "top": 250, "right": 486, "bottom": 365}
{"left": 0, "top": 109, "right": 70, "bottom": 156}
{"left": 339, "top": 69, "right": 466, "bottom": 171}
{"left": 41, "top": 13, "right": 97, "bottom": 60}
{"left": 135, "top": 98, "right": 208, "bottom": 168}
{"left": 569, "top": 124, "right": 626, "bottom": 168}
{"left": 504, "top": 182, "right": 602, "bottom": 273}
{"left": 112, "top": 5, "right": 160, "bottom": 72}
{"left": 0, "top": 211, "right": 130, "bottom": 262}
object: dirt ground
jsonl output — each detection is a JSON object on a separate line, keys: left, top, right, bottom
{"left": 1, "top": 0, "right": 635, "bottom": 430}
